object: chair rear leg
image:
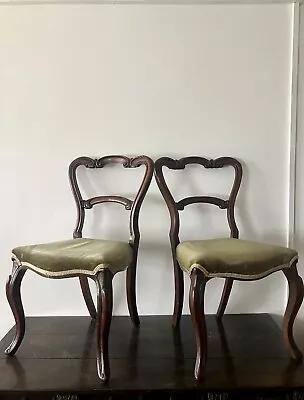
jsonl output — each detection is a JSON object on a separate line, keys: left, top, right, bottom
{"left": 216, "top": 278, "right": 234, "bottom": 320}
{"left": 5, "top": 263, "right": 26, "bottom": 355}
{"left": 283, "top": 262, "right": 304, "bottom": 360}
{"left": 172, "top": 260, "right": 184, "bottom": 328}
{"left": 189, "top": 268, "right": 208, "bottom": 380}
{"left": 79, "top": 276, "right": 97, "bottom": 319}
{"left": 95, "top": 269, "right": 113, "bottom": 382}
{"left": 126, "top": 260, "right": 140, "bottom": 327}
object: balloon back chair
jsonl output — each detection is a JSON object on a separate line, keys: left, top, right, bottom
{"left": 5, "top": 155, "right": 154, "bottom": 381}
{"left": 155, "top": 156, "right": 304, "bottom": 380}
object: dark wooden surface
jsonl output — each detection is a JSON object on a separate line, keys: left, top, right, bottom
{"left": 1, "top": 314, "right": 304, "bottom": 399}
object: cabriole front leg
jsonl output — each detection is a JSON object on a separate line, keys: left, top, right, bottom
{"left": 95, "top": 269, "right": 113, "bottom": 382}
{"left": 189, "top": 268, "right": 208, "bottom": 380}
{"left": 5, "top": 262, "right": 26, "bottom": 356}
{"left": 283, "top": 262, "right": 304, "bottom": 360}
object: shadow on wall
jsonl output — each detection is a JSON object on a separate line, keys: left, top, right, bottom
{"left": 0, "top": 154, "right": 290, "bottom": 343}
{"left": 294, "top": 236, "right": 304, "bottom": 282}
{"left": 10, "top": 156, "right": 285, "bottom": 319}
{"left": 75, "top": 155, "right": 289, "bottom": 316}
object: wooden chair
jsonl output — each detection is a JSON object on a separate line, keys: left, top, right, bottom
{"left": 5, "top": 155, "right": 154, "bottom": 381}
{"left": 155, "top": 156, "right": 304, "bottom": 380}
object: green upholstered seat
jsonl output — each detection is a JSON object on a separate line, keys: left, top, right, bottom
{"left": 12, "top": 238, "right": 133, "bottom": 278}
{"left": 176, "top": 238, "right": 298, "bottom": 280}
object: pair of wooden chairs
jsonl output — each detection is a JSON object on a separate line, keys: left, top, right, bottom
{"left": 5, "top": 155, "right": 303, "bottom": 382}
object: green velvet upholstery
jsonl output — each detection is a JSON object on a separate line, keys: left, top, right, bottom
{"left": 12, "top": 238, "right": 133, "bottom": 278}
{"left": 176, "top": 238, "right": 298, "bottom": 279}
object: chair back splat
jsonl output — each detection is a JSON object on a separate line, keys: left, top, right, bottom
{"left": 154, "top": 156, "right": 243, "bottom": 249}
{"left": 69, "top": 155, "right": 154, "bottom": 247}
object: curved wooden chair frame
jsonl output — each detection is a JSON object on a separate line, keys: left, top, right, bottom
{"left": 5, "top": 155, "right": 154, "bottom": 381}
{"left": 155, "top": 156, "right": 304, "bottom": 380}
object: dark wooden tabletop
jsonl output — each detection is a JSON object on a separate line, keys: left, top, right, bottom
{"left": 0, "top": 314, "right": 304, "bottom": 398}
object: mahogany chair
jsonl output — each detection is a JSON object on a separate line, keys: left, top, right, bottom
{"left": 155, "top": 156, "right": 304, "bottom": 380}
{"left": 5, "top": 155, "right": 154, "bottom": 381}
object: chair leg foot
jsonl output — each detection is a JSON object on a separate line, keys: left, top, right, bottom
{"left": 283, "top": 262, "right": 304, "bottom": 360}
{"left": 79, "top": 276, "right": 97, "bottom": 319}
{"left": 96, "top": 270, "right": 113, "bottom": 382}
{"left": 5, "top": 263, "right": 26, "bottom": 356}
{"left": 172, "top": 265, "right": 184, "bottom": 328}
{"left": 216, "top": 278, "right": 233, "bottom": 321}
{"left": 189, "top": 268, "right": 208, "bottom": 380}
{"left": 126, "top": 264, "right": 140, "bottom": 327}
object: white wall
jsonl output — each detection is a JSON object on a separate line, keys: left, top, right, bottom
{"left": 0, "top": 3, "right": 294, "bottom": 339}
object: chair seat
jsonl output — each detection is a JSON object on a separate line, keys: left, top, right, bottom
{"left": 176, "top": 238, "right": 298, "bottom": 280}
{"left": 12, "top": 238, "right": 133, "bottom": 278}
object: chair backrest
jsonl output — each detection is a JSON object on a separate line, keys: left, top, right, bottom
{"left": 69, "top": 155, "right": 154, "bottom": 246}
{"left": 154, "top": 156, "right": 242, "bottom": 249}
